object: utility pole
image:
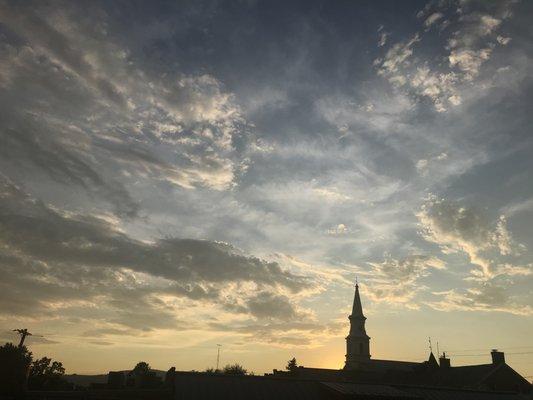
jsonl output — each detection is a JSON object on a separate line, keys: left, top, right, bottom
{"left": 13, "top": 329, "right": 32, "bottom": 348}
{"left": 216, "top": 344, "right": 222, "bottom": 371}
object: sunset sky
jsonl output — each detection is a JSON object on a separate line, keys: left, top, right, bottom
{"left": 0, "top": 0, "right": 532, "bottom": 378}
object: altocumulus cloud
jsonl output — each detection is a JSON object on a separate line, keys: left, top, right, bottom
{"left": 375, "top": 0, "right": 517, "bottom": 112}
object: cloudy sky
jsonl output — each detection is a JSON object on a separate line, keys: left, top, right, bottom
{"left": 1, "top": 0, "right": 532, "bottom": 377}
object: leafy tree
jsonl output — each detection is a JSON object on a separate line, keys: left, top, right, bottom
{"left": 204, "top": 367, "right": 220, "bottom": 374}
{"left": 133, "top": 361, "right": 151, "bottom": 376}
{"left": 286, "top": 357, "right": 298, "bottom": 373}
{"left": 28, "top": 357, "right": 69, "bottom": 390}
{"left": 130, "top": 361, "right": 161, "bottom": 388}
{"left": 222, "top": 363, "right": 247, "bottom": 375}
{"left": 0, "top": 343, "right": 32, "bottom": 395}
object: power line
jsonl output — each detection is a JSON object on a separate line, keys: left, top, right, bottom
{"left": 445, "top": 346, "right": 533, "bottom": 353}
{"left": 449, "top": 351, "right": 533, "bottom": 357}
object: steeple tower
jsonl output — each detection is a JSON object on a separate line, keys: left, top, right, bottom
{"left": 344, "top": 280, "right": 370, "bottom": 370}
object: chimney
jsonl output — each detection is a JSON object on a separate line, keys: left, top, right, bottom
{"left": 439, "top": 352, "right": 450, "bottom": 368}
{"left": 491, "top": 349, "right": 505, "bottom": 365}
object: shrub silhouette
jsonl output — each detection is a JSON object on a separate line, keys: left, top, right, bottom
{"left": 222, "top": 363, "right": 247, "bottom": 375}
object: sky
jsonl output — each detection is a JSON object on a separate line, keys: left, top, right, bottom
{"left": 0, "top": 0, "right": 532, "bottom": 378}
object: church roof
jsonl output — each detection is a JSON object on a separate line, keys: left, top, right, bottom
{"left": 321, "top": 381, "right": 420, "bottom": 399}
{"left": 367, "top": 359, "right": 422, "bottom": 372}
{"left": 427, "top": 353, "right": 439, "bottom": 369}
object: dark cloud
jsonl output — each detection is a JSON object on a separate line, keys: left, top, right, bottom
{"left": 0, "top": 119, "right": 139, "bottom": 218}
{"left": 418, "top": 197, "right": 522, "bottom": 278}
{"left": 0, "top": 178, "right": 313, "bottom": 328}
{"left": 0, "top": 2, "right": 127, "bottom": 108}
{"left": 427, "top": 278, "right": 533, "bottom": 316}
{"left": 245, "top": 292, "right": 300, "bottom": 321}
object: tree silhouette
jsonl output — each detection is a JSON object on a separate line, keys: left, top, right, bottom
{"left": 28, "top": 357, "right": 69, "bottom": 390}
{"left": 0, "top": 343, "right": 32, "bottom": 395}
{"left": 222, "top": 363, "right": 247, "bottom": 375}
{"left": 133, "top": 361, "right": 151, "bottom": 376}
{"left": 286, "top": 357, "right": 298, "bottom": 373}
{"left": 130, "top": 361, "right": 161, "bottom": 388}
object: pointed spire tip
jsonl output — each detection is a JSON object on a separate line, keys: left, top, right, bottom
{"left": 351, "top": 278, "right": 365, "bottom": 317}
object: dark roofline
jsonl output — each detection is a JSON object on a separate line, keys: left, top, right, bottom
{"left": 295, "top": 366, "right": 343, "bottom": 371}
{"left": 476, "top": 361, "right": 532, "bottom": 387}
{"left": 391, "top": 381, "right": 527, "bottom": 395}
{"left": 370, "top": 359, "right": 422, "bottom": 366}
{"left": 178, "top": 370, "right": 396, "bottom": 386}
{"left": 425, "top": 361, "right": 531, "bottom": 387}
{"left": 173, "top": 370, "right": 525, "bottom": 396}
{"left": 175, "top": 370, "right": 334, "bottom": 384}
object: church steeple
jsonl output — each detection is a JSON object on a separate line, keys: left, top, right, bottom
{"left": 344, "top": 281, "right": 371, "bottom": 370}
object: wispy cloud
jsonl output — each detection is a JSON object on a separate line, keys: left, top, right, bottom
{"left": 364, "top": 255, "right": 445, "bottom": 307}
{"left": 417, "top": 196, "right": 523, "bottom": 279}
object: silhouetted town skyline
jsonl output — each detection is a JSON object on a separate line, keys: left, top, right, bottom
{"left": 1, "top": 1, "right": 532, "bottom": 397}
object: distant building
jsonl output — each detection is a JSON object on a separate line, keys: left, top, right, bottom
{"left": 271, "top": 282, "right": 532, "bottom": 394}
{"left": 107, "top": 371, "right": 125, "bottom": 389}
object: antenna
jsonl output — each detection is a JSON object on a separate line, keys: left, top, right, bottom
{"left": 216, "top": 344, "right": 222, "bottom": 371}
{"left": 355, "top": 276, "right": 358, "bottom": 287}
{"left": 428, "top": 337, "right": 433, "bottom": 353}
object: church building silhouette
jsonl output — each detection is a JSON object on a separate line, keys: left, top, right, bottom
{"left": 270, "top": 282, "right": 532, "bottom": 394}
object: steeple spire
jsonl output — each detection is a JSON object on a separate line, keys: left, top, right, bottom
{"left": 351, "top": 280, "right": 365, "bottom": 318}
